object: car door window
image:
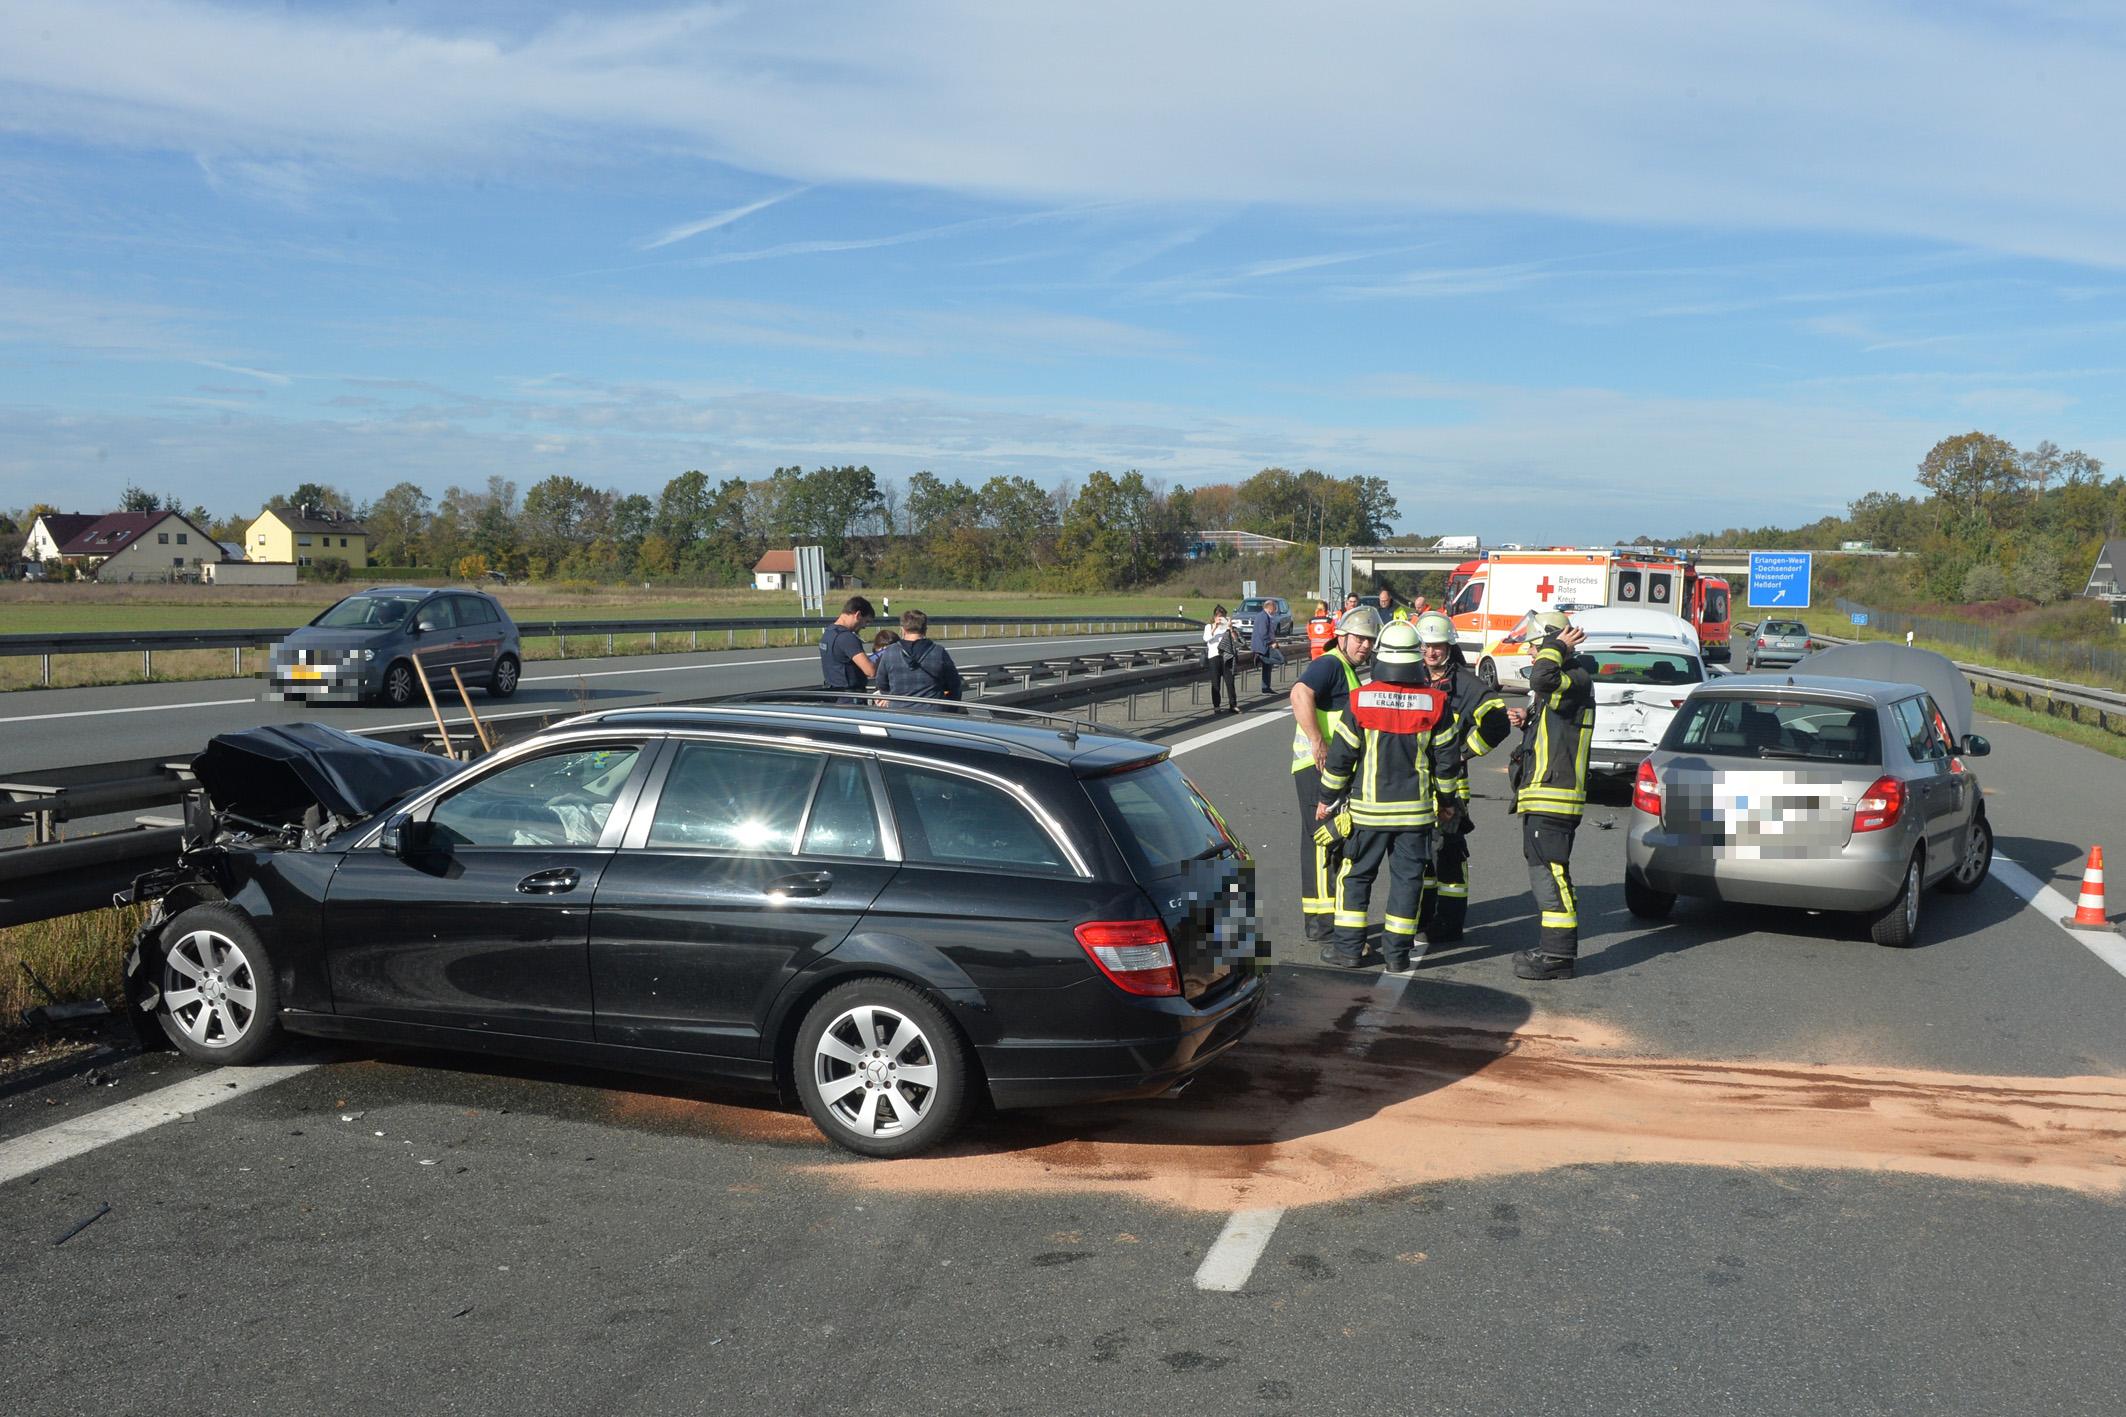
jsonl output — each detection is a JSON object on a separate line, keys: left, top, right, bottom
{"left": 415, "top": 597, "right": 457, "bottom": 633}
{"left": 1891, "top": 698, "right": 1945, "bottom": 762}
{"left": 429, "top": 745, "right": 642, "bottom": 847}
{"left": 453, "top": 595, "right": 497, "bottom": 626}
{"left": 646, "top": 741, "right": 822, "bottom": 852}
{"left": 881, "top": 762, "right": 1069, "bottom": 873}
{"left": 802, "top": 756, "right": 884, "bottom": 859}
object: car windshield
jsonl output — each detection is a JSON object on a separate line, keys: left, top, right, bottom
{"left": 313, "top": 594, "right": 422, "bottom": 629}
{"left": 1665, "top": 696, "right": 1879, "bottom": 764}
{"left": 1583, "top": 649, "right": 1703, "bottom": 685}
{"left": 1239, "top": 598, "right": 1267, "bottom": 613}
{"left": 1083, "top": 761, "right": 1232, "bottom": 879}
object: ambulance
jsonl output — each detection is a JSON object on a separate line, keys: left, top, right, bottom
{"left": 1442, "top": 549, "right": 1731, "bottom": 685}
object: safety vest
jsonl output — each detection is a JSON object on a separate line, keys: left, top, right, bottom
{"left": 1306, "top": 615, "right": 1336, "bottom": 658}
{"left": 1291, "top": 649, "right": 1362, "bottom": 774}
{"left": 1512, "top": 640, "right": 1595, "bottom": 818}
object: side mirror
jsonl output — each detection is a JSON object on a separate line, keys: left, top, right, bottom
{"left": 379, "top": 812, "right": 427, "bottom": 856}
{"left": 1960, "top": 734, "right": 1991, "bottom": 758}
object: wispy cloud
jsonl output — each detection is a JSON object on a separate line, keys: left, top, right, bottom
{"left": 191, "top": 358, "right": 291, "bottom": 386}
{"left": 636, "top": 186, "right": 807, "bottom": 251}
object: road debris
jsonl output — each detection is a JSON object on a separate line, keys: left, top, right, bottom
{"left": 53, "top": 1202, "right": 111, "bottom": 1246}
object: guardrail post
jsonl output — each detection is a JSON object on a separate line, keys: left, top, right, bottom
{"left": 606, "top": 632, "right": 614, "bottom": 655}
{"left": 727, "top": 629, "right": 734, "bottom": 648}
{"left": 143, "top": 649, "right": 152, "bottom": 679}
{"left": 233, "top": 646, "right": 242, "bottom": 675}
{"left": 41, "top": 653, "right": 51, "bottom": 686}
{"left": 651, "top": 630, "right": 659, "bottom": 651}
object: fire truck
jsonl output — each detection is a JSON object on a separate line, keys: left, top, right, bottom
{"left": 1442, "top": 548, "right": 1732, "bottom": 684}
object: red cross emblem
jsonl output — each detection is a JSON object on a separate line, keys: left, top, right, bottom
{"left": 1535, "top": 577, "right": 1556, "bottom": 601}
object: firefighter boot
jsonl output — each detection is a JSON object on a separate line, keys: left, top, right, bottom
{"left": 1513, "top": 949, "right": 1575, "bottom": 980}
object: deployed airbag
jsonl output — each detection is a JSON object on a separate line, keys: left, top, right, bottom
{"left": 192, "top": 723, "right": 458, "bottom": 826}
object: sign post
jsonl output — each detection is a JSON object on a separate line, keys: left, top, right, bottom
{"left": 1240, "top": 579, "right": 1258, "bottom": 600}
{"left": 1317, "top": 547, "right": 1351, "bottom": 609}
{"left": 1746, "top": 551, "right": 1813, "bottom": 610}
{"left": 794, "top": 544, "right": 827, "bottom": 616}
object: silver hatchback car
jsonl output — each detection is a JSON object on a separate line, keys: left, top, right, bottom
{"left": 1624, "top": 645, "right": 1993, "bottom": 946}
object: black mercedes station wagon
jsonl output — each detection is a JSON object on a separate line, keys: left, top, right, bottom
{"left": 124, "top": 699, "right": 1266, "bottom": 1157}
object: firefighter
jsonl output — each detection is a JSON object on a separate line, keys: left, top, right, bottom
{"left": 1313, "top": 620, "right": 1462, "bottom": 974}
{"left": 1289, "top": 606, "right": 1379, "bottom": 946}
{"left": 1505, "top": 610, "right": 1595, "bottom": 980}
{"left": 1305, "top": 600, "right": 1336, "bottom": 659}
{"left": 1413, "top": 610, "right": 1510, "bottom": 944}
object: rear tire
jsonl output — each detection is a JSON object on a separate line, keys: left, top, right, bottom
{"left": 1624, "top": 871, "right": 1676, "bottom": 920}
{"left": 794, "top": 979, "right": 973, "bottom": 1158}
{"left": 1938, "top": 813, "right": 1991, "bottom": 895}
{"left": 153, "top": 905, "right": 284, "bottom": 1065}
{"left": 487, "top": 653, "right": 521, "bottom": 699}
{"left": 1868, "top": 852, "right": 1924, "bottom": 947}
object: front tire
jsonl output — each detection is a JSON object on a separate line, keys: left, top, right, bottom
{"left": 795, "top": 979, "right": 973, "bottom": 1158}
{"left": 487, "top": 653, "right": 521, "bottom": 699}
{"left": 382, "top": 660, "right": 419, "bottom": 708}
{"left": 1939, "top": 813, "right": 1992, "bottom": 894}
{"left": 1624, "top": 871, "right": 1676, "bottom": 919}
{"left": 1868, "top": 852, "right": 1924, "bottom": 947}
{"left": 154, "top": 905, "right": 283, "bottom": 1065}
{"left": 1478, "top": 656, "right": 1498, "bottom": 688}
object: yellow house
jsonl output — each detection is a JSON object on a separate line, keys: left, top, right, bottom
{"left": 247, "top": 506, "right": 370, "bottom": 568}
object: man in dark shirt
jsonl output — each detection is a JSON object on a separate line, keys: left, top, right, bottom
{"left": 820, "top": 595, "right": 878, "bottom": 694}
{"left": 873, "top": 609, "right": 963, "bottom": 701}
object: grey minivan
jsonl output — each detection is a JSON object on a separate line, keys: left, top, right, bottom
{"left": 1623, "top": 645, "right": 1992, "bottom": 946}
{"left": 268, "top": 587, "right": 522, "bottom": 707}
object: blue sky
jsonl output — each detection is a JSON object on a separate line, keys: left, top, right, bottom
{"left": 2, "top": 0, "right": 2123, "bottom": 542}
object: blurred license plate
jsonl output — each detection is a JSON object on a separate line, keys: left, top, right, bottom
{"left": 288, "top": 666, "right": 323, "bottom": 681}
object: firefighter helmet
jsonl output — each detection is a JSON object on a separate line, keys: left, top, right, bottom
{"left": 1414, "top": 611, "right": 1454, "bottom": 646}
{"left": 1373, "top": 620, "right": 1426, "bottom": 685}
{"left": 1335, "top": 606, "right": 1383, "bottom": 640}
{"left": 1531, "top": 609, "right": 1573, "bottom": 638}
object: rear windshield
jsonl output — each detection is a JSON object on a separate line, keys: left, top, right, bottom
{"left": 313, "top": 593, "right": 422, "bottom": 629}
{"left": 1083, "top": 761, "right": 1231, "bottom": 879}
{"left": 1760, "top": 621, "right": 1806, "bottom": 637}
{"left": 1583, "top": 649, "right": 1702, "bottom": 686}
{"left": 1664, "top": 696, "right": 1880, "bottom": 765}
{"left": 1703, "top": 586, "right": 1728, "bottom": 621}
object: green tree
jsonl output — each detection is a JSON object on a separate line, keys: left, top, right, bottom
{"left": 364, "top": 482, "right": 433, "bottom": 566}
{"left": 1960, "top": 562, "right": 2008, "bottom": 601}
{"left": 1918, "top": 433, "right": 2022, "bottom": 513}
{"left": 119, "top": 485, "right": 162, "bottom": 513}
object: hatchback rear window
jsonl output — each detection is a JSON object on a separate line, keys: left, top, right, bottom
{"left": 1664, "top": 696, "right": 1879, "bottom": 764}
{"left": 1083, "top": 761, "right": 1231, "bottom": 879}
{"left": 1582, "top": 649, "right": 1702, "bottom": 685}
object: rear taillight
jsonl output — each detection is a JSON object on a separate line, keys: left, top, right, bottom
{"left": 1853, "top": 776, "right": 1903, "bottom": 832}
{"left": 1074, "top": 920, "right": 1181, "bottom": 997}
{"left": 1755, "top": 636, "right": 1766, "bottom": 647}
{"left": 1632, "top": 759, "right": 1662, "bottom": 816}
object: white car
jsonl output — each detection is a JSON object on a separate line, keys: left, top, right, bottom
{"left": 1568, "top": 608, "right": 1707, "bottom": 777}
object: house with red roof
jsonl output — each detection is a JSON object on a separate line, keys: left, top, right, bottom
{"left": 24, "top": 509, "right": 223, "bottom": 581}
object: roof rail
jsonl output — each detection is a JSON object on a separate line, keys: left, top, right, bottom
{"left": 593, "top": 691, "right": 1094, "bottom": 747}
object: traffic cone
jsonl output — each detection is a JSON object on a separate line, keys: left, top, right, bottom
{"left": 2062, "top": 846, "right": 2114, "bottom": 931}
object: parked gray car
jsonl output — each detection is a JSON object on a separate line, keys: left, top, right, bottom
{"left": 1624, "top": 644, "right": 1992, "bottom": 946}
{"left": 268, "top": 587, "right": 522, "bottom": 707}
{"left": 1741, "top": 618, "right": 1815, "bottom": 671}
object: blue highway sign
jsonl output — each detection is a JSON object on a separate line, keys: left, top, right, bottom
{"left": 1850, "top": 611, "right": 1869, "bottom": 626}
{"left": 1747, "top": 551, "right": 1813, "bottom": 609}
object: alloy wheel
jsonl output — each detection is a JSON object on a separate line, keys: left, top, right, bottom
{"left": 811, "top": 1004, "right": 941, "bottom": 1139}
{"left": 161, "top": 929, "right": 259, "bottom": 1049}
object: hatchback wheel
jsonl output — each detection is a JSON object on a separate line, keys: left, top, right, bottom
{"left": 795, "top": 980, "right": 972, "bottom": 1158}
{"left": 487, "top": 653, "right": 521, "bottom": 700}
{"left": 155, "top": 905, "right": 283, "bottom": 1065}
{"left": 1940, "top": 814, "right": 1992, "bottom": 895}
{"left": 1624, "top": 871, "right": 1676, "bottom": 920}
{"left": 1868, "top": 852, "right": 1923, "bottom": 947}
{"left": 382, "top": 660, "right": 419, "bottom": 708}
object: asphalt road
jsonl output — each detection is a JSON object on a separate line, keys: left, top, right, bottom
{"left": 0, "top": 628, "right": 1203, "bottom": 773}
{"left": 3, "top": 686, "right": 2123, "bottom": 1415}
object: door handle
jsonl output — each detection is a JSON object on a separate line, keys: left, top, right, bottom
{"left": 517, "top": 868, "right": 580, "bottom": 895}
{"left": 767, "top": 871, "right": 833, "bottom": 899}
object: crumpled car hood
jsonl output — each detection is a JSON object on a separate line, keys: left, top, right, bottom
{"left": 1793, "top": 642, "right": 1975, "bottom": 739}
{"left": 192, "top": 723, "right": 458, "bottom": 827}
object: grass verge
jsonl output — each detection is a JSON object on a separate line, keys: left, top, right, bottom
{"left": 1, "top": 903, "right": 142, "bottom": 1040}
{"left": 1971, "top": 689, "right": 2126, "bottom": 762}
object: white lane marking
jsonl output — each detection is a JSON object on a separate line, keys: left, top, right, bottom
{"left": 0, "top": 697, "right": 255, "bottom": 725}
{"left": 0, "top": 1061, "right": 320, "bottom": 1188}
{"left": 0, "top": 632, "right": 1193, "bottom": 725}
{"left": 1195, "top": 1207, "right": 1287, "bottom": 1292}
{"left": 1168, "top": 706, "right": 1291, "bottom": 757}
{"left": 1992, "top": 857, "right": 2126, "bottom": 982}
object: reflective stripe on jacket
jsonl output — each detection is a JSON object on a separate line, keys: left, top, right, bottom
{"left": 1430, "top": 663, "right": 1511, "bottom": 801}
{"left": 1290, "top": 649, "right": 1362, "bottom": 773}
{"left": 1319, "top": 682, "right": 1461, "bottom": 829}
{"left": 1512, "top": 639, "right": 1594, "bottom": 817}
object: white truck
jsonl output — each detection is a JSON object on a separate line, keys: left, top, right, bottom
{"left": 1432, "top": 534, "right": 1481, "bottom": 553}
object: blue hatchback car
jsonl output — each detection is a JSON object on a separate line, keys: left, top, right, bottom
{"left": 268, "top": 587, "right": 523, "bottom": 707}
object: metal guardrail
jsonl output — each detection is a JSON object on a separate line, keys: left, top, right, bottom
{"left": 0, "top": 634, "right": 1292, "bottom": 927}
{"left": 0, "top": 613, "right": 1200, "bottom": 685}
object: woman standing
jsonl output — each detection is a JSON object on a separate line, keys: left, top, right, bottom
{"left": 1203, "top": 605, "right": 1240, "bottom": 713}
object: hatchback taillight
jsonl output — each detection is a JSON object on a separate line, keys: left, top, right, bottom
{"left": 1074, "top": 920, "right": 1181, "bottom": 997}
{"left": 1632, "top": 760, "right": 1662, "bottom": 816}
{"left": 1853, "top": 776, "right": 1903, "bottom": 832}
